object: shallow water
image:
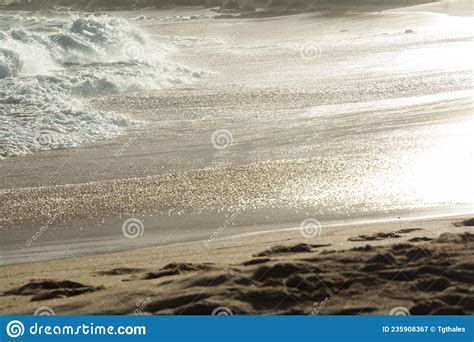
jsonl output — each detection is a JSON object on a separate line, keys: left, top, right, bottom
{"left": 125, "top": 9, "right": 474, "bottom": 214}
{"left": 0, "top": 7, "right": 473, "bottom": 264}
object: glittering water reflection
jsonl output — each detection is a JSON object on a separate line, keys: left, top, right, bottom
{"left": 396, "top": 116, "right": 473, "bottom": 206}
{"left": 279, "top": 94, "right": 473, "bottom": 216}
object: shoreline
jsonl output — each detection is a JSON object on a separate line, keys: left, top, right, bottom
{"left": 1, "top": 215, "right": 472, "bottom": 314}
{"left": 2, "top": 187, "right": 472, "bottom": 266}
{"left": 1, "top": 6, "right": 472, "bottom": 316}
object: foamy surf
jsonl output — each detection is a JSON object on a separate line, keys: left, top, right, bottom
{"left": 0, "top": 13, "right": 203, "bottom": 158}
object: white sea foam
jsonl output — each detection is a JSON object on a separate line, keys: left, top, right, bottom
{"left": 0, "top": 14, "right": 203, "bottom": 157}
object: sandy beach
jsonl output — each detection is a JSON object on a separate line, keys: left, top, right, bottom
{"left": 1, "top": 215, "right": 473, "bottom": 315}
{"left": 0, "top": 1, "right": 473, "bottom": 316}
{"left": 2, "top": 5, "right": 473, "bottom": 264}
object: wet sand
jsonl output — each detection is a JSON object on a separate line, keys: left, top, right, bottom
{"left": 1, "top": 216, "right": 472, "bottom": 315}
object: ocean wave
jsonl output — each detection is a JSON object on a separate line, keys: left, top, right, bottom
{"left": 0, "top": 14, "right": 202, "bottom": 158}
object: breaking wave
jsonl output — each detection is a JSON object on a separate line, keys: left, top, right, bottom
{"left": 0, "top": 14, "right": 203, "bottom": 157}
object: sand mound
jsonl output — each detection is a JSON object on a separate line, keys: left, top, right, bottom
{"left": 2, "top": 223, "right": 472, "bottom": 315}
{"left": 3, "top": 279, "right": 103, "bottom": 302}
{"left": 254, "top": 243, "right": 331, "bottom": 257}
{"left": 135, "top": 232, "right": 473, "bottom": 315}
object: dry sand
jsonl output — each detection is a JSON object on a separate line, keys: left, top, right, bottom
{"left": 1, "top": 215, "right": 472, "bottom": 315}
